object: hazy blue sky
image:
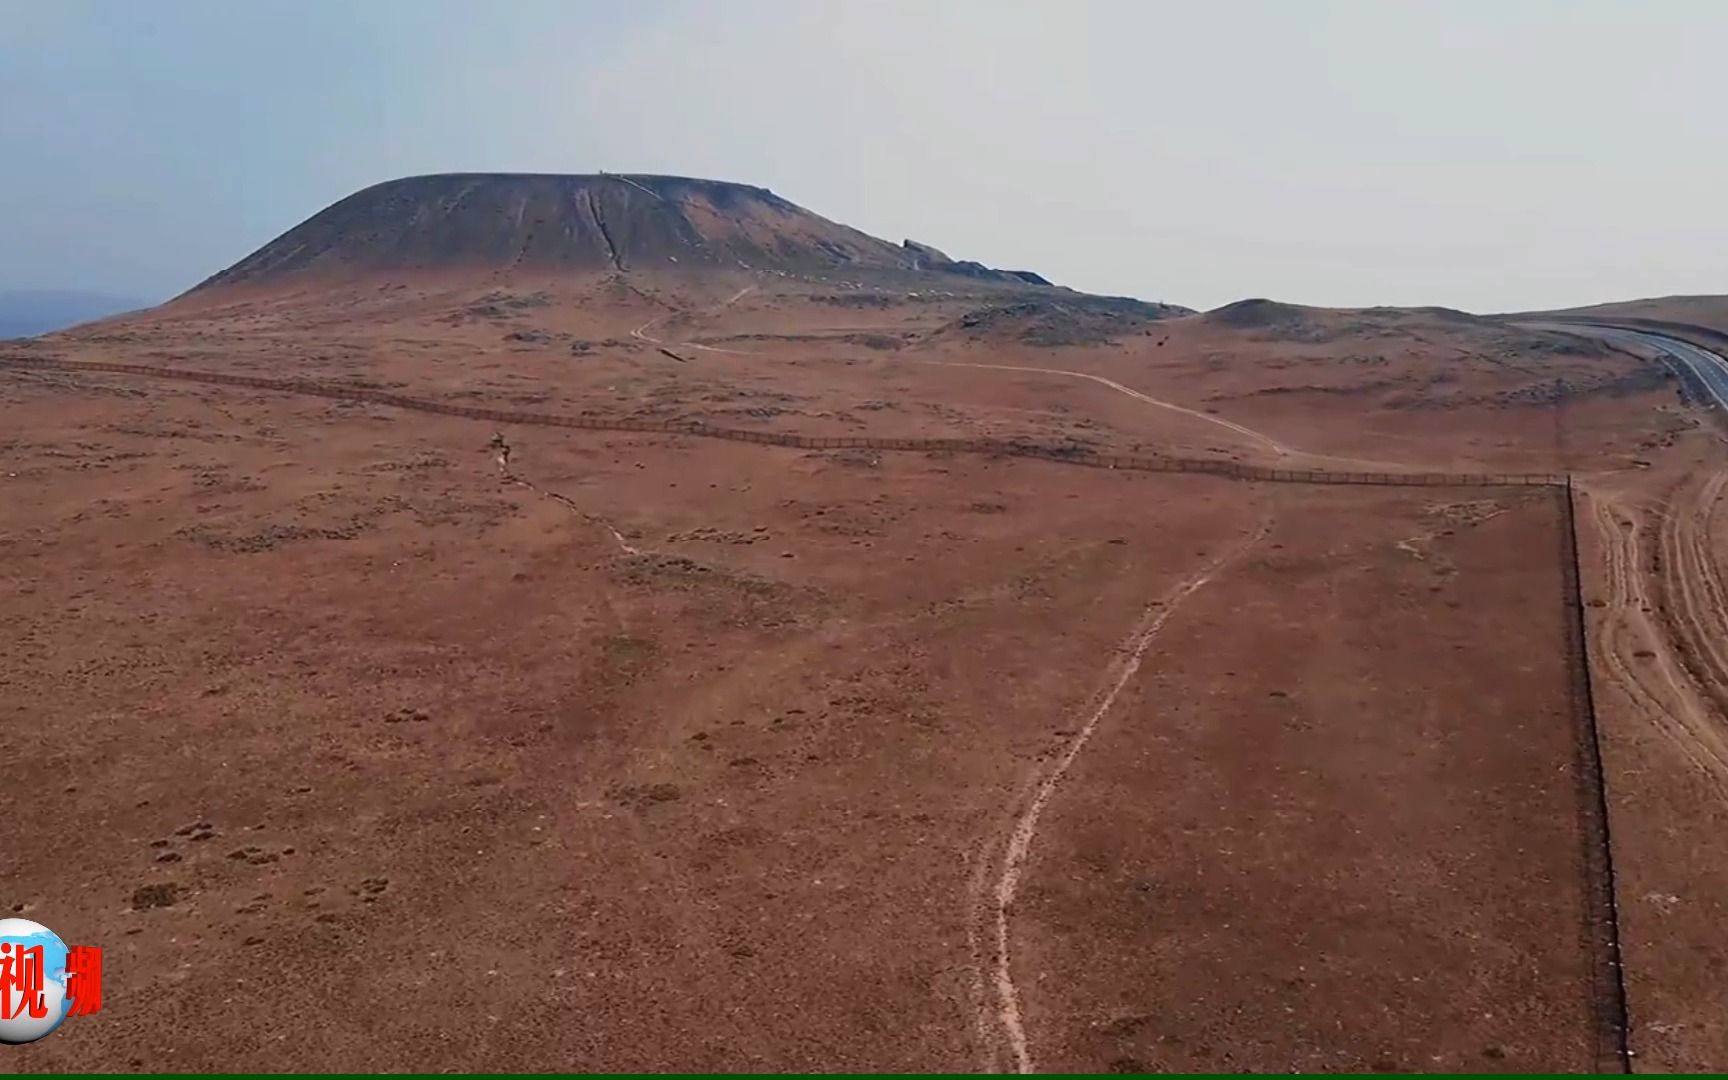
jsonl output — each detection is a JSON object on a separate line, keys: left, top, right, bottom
{"left": 4, "top": 0, "right": 1725, "bottom": 311}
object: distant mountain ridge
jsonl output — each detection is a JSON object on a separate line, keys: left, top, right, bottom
{"left": 188, "top": 173, "right": 905, "bottom": 289}
{"left": 1504, "top": 293, "right": 1728, "bottom": 339}
{"left": 186, "top": 172, "right": 1087, "bottom": 295}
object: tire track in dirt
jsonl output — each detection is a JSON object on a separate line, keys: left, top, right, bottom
{"left": 1653, "top": 470, "right": 1728, "bottom": 721}
{"left": 974, "top": 514, "right": 1273, "bottom": 1074}
{"left": 1585, "top": 487, "right": 1728, "bottom": 796}
{"left": 1589, "top": 495, "right": 1688, "bottom": 770}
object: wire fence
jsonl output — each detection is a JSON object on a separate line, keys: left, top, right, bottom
{"left": 1, "top": 356, "right": 1566, "bottom": 490}
{"left": 1556, "top": 480, "right": 1633, "bottom": 1073}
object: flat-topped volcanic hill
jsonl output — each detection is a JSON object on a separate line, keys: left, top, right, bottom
{"left": 186, "top": 172, "right": 1060, "bottom": 293}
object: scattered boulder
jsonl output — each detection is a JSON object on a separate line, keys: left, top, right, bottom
{"left": 130, "top": 883, "right": 181, "bottom": 910}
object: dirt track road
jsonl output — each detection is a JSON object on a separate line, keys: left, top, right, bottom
{"left": 914, "top": 357, "right": 1443, "bottom": 474}
{"left": 1586, "top": 482, "right": 1728, "bottom": 793}
{"left": 913, "top": 358, "right": 1291, "bottom": 459}
{"left": 630, "top": 285, "right": 758, "bottom": 354}
{"left": 1654, "top": 471, "right": 1728, "bottom": 720}
{"left": 974, "top": 516, "right": 1273, "bottom": 1073}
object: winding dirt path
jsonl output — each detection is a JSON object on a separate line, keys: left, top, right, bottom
{"left": 605, "top": 172, "right": 668, "bottom": 203}
{"left": 976, "top": 514, "right": 1273, "bottom": 1073}
{"left": 501, "top": 459, "right": 643, "bottom": 557}
{"left": 630, "top": 285, "right": 759, "bottom": 355}
{"left": 912, "top": 358, "right": 1420, "bottom": 473}
{"left": 914, "top": 358, "right": 1289, "bottom": 457}
{"left": 625, "top": 286, "right": 1398, "bottom": 471}
{"left": 626, "top": 286, "right": 1454, "bottom": 475}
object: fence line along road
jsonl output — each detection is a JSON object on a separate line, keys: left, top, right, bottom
{"left": 0, "top": 355, "right": 1565, "bottom": 490}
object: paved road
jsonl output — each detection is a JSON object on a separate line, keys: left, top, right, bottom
{"left": 1524, "top": 321, "right": 1728, "bottom": 414}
